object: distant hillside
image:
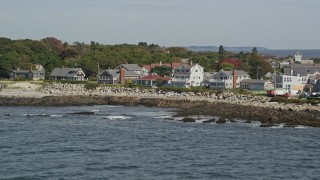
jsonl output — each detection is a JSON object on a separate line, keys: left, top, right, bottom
{"left": 186, "top": 46, "right": 320, "bottom": 58}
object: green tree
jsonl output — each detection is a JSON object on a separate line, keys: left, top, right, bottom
{"left": 252, "top": 47, "right": 258, "bottom": 54}
{"left": 218, "top": 45, "right": 225, "bottom": 55}
{"left": 0, "top": 58, "right": 11, "bottom": 78}
{"left": 151, "top": 66, "right": 172, "bottom": 76}
{"left": 220, "top": 62, "right": 235, "bottom": 71}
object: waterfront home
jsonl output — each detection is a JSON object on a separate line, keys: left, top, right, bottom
{"left": 115, "top": 64, "right": 143, "bottom": 79}
{"left": 283, "top": 64, "right": 320, "bottom": 84}
{"left": 272, "top": 74, "right": 303, "bottom": 93}
{"left": 97, "top": 69, "right": 118, "bottom": 84}
{"left": 240, "top": 79, "right": 274, "bottom": 90}
{"left": 132, "top": 74, "right": 172, "bottom": 87}
{"left": 204, "top": 70, "right": 250, "bottom": 89}
{"left": 10, "top": 64, "right": 45, "bottom": 80}
{"left": 308, "top": 72, "right": 320, "bottom": 92}
{"left": 171, "top": 63, "right": 204, "bottom": 88}
{"left": 50, "top": 68, "right": 85, "bottom": 81}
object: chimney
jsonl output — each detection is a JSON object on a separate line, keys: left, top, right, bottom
{"left": 233, "top": 70, "right": 237, "bottom": 89}
{"left": 119, "top": 67, "right": 126, "bottom": 85}
{"left": 160, "top": 61, "right": 162, "bottom": 66}
{"left": 190, "top": 61, "right": 193, "bottom": 65}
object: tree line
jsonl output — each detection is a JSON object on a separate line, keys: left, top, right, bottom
{"left": 0, "top": 37, "right": 271, "bottom": 79}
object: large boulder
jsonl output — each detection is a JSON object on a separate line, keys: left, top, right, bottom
{"left": 216, "top": 118, "right": 227, "bottom": 124}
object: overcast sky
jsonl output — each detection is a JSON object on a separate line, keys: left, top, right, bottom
{"left": 0, "top": 0, "right": 319, "bottom": 49}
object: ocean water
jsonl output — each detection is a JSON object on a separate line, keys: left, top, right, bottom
{"left": 1, "top": 105, "right": 320, "bottom": 179}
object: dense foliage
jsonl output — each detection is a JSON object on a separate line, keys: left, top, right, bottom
{"left": 0, "top": 37, "right": 272, "bottom": 79}
{"left": 151, "top": 66, "right": 173, "bottom": 77}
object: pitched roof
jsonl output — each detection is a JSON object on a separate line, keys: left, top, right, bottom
{"left": 120, "top": 64, "right": 142, "bottom": 71}
{"left": 50, "top": 68, "right": 84, "bottom": 77}
{"left": 283, "top": 64, "right": 320, "bottom": 76}
{"left": 98, "top": 69, "right": 118, "bottom": 77}
{"left": 125, "top": 71, "right": 141, "bottom": 77}
{"left": 142, "top": 65, "right": 151, "bottom": 72}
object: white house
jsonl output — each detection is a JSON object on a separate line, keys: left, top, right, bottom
{"left": 294, "top": 51, "right": 302, "bottom": 63}
{"left": 273, "top": 74, "right": 303, "bottom": 93}
{"left": 171, "top": 63, "right": 204, "bottom": 88}
{"left": 204, "top": 70, "right": 250, "bottom": 89}
{"left": 294, "top": 51, "right": 314, "bottom": 64}
{"left": 283, "top": 64, "right": 320, "bottom": 84}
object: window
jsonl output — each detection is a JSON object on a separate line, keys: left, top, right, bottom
{"left": 195, "top": 69, "right": 198, "bottom": 72}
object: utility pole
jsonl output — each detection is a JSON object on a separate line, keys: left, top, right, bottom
{"left": 273, "top": 67, "right": 276, "bottom": 90}
{"left": 256, "top": 66, "right": 261, "bottom": 80}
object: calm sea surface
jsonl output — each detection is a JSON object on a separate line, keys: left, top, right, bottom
{"left": 1, "top": 105, "right": 320, "bottom": 179}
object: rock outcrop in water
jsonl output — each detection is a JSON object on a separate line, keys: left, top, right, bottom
{"left": 0, "top": 95, "right": 319, "bottom": 127}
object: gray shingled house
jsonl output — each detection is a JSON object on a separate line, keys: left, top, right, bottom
{"left": 10, "top": 64, "right": 45, "bottom": 80}
{"left": 284, "top": 64, "right": 320, "bottom": 76}
{"left": 97, "top": 69, "right": 119, "bottom": 84}
{"left": 50, "top": 68, "right": 85, "bottom": 81}
{"left": 240, "top": 79, "right": 274, "bottom": 90}
{"left": 114, "top": 64, "right": 143, "bottom": 79}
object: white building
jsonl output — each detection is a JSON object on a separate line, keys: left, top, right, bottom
{"left": 294, "top": 51, "right": 302, "bottom": 63}
{"left": 273, "top": 74, "right": 303, "bottom": 93}
{"left": 171, "top": 63, "right": 204, "bottom": 88}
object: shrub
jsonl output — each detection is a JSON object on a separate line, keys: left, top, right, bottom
{"left": 84, "top": 83, "right": 100, "bottom": 90}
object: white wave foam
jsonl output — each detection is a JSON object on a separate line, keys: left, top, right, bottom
{"left": 295, "top": 125, "right": 309, "bottom": 129}
{"left": 250, "top": 121, "right": 262, "bottom": 128}
{"left": 106, "top": 105, "right": 122, "bottom": 108}
{"left": 50, "top": 115, "right": 63, "bottom": 117}
{"left": 105, "top": 115, "right": 131, "bottom": 120}
{"left": 92, "top": 110, "right": 100, "bottom": 112}
{"left": 154, "top": 115, "right": 173, "bottom": 119}
{"left": 22, "top": 114, "right": 62, "bottom": 118}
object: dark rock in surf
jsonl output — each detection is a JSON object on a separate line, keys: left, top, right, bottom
{"left": 202, "top": 118, "right": 216, "bottom": 123}
{"left": 216, "top": 118, "right": 226, "bottom": 124}
{"left": 181, "top": 117, "right": 196, "bottom": 123}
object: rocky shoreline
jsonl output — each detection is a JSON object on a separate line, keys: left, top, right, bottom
{"left": 0, "top": 82, "right": 320, "bottom": 127}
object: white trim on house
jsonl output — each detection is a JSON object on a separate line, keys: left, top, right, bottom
{"left": 171, "top": 63, "right": 204, "bottom": 88}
